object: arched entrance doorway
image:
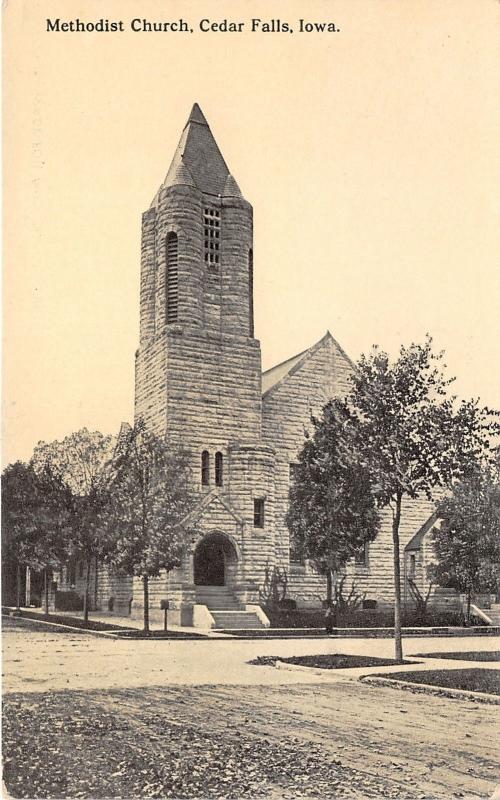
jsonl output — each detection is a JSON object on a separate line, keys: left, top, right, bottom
{"left": 193, "top": 532, "right": 238, "bottom": 587}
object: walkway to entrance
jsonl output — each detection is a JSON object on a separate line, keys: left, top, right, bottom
{"left": 193, "top": 532, "right": 237, "bottom": 587}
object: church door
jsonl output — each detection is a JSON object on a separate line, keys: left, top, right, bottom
{"left": 194, "top": 536, "right": 225, "bottom": 586}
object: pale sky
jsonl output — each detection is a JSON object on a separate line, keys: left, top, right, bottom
{"left": 3, "top": 0, "right": 500, "bottom": 467}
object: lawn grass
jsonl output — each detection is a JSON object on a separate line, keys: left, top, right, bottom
{"left": 263, "top": 608, "right": 484, "bottom": 629}
{"left": 2, "top": 609, "right": 136, "bottom": 632}
{"left": 3, "top": 616, "right": 85, "bottom": 634}
{"left": 380, "top": 668, "right": 500, "bottom": 696}
{"left": 415, "top": 650, "right": 499, "bottom": 662}
{"left": 113, "top": 629, "right": 206, "bottom": 639}
{"left": 249, "top": 653, "right": 410, "bottom": 669}
{"left": 2, "top": 615, "right": 206, "bottom": 639}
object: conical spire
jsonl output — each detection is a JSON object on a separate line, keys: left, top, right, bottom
{"left": 223, "top": 174, "right": 243, "bottom": 198}
{"left": 165, "top": 159, "right": 196, "bottom": 189}
{"left": 151, "top": 104, "right": 232, "bottom": 205}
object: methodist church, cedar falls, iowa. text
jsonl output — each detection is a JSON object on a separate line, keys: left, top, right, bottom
{"left": 45, "top": 17, "right": 341, "bottom": 34}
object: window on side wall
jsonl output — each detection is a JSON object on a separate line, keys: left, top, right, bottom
{"left": 408, "top": 553, "right": 416, "bottom": 579}
{"left": 254, "top": 498, "right": 265, "bottom": 528}
{"left": 355, "top": 542, "right": 369, "bottom": 567}
{"left": 201, "top": 451, "right": 210, "bottom": 486}
{"left": 215, "top": 452, "right": 223, "bottom": 486}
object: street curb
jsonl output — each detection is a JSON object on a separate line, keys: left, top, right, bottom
{"left": 222, "top": 626, "right": 500, "bottom": 639}
{"left": 360, "top": 674, "right": 500, "bottom": 705}
{"left": 273, "top": 659, "right": 417, "bottom": 678}
{"left": 274, "top": 660, "right": 335, "bottom": 677}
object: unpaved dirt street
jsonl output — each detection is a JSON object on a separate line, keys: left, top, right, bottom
{"left": 3, "top": 682, "right": 498, "bottom": 799}
{"left": 2, "top": 619, "right": 499, "bottom": 799}
{"left": 100, "top": 682, "right": 499, "bottom": 799}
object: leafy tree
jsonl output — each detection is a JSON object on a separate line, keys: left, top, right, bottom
{"left": 2, "top": 462, "right": 40, "bottom": 610}
{"left": 429, "top": 464, "right": 500, "bottom": 624}
{"left": 287, "top": 398, "right": 381, "bottom": 606}
{"left": 32, "top": 428, "right": 115, "bottom": 623}
{"left": 101, "top": 422, "right": 196, "bottom": 633}
{"left": 2, "top": 462, "right": 71, "bottom": 611}
{"left": 347, "top": 335, "right": 499, "bottom": 660}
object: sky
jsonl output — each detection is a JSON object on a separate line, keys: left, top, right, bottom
{"left": 3, "top": 0, "right": 500, "bottom": 466}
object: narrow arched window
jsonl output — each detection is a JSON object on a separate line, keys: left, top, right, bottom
{"left": 201, "top": 450, "right": 210, "bottom": 486}
{"left": 166, "top": 232, "right": 178, "bottom": 323}
{"left": 408, "top": 553, "right": 416, "bottom": 579}
{"left": 248, "top": 248, "right": 254, "bottom": 337}
{"left": 215, "top": 452, "right": 223, "bottom": 486}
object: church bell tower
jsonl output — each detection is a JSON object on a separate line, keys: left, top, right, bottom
{"left": 135, "top": 103, "right": 263, "bottom": 452}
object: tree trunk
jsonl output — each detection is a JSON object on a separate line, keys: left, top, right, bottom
{"left": 94, "top": 555, "right": 99, "bottom": 610}
{"left": 16, "top": 562, "right": 21, "bottom": 612}
{"left": 392, "top": 494, "right": 404, "bottom": 663}
{"left": 326, "top": 567, "right": 334, "bottom": 606}
{"left": 83, "top": 559, "right": 91, "bottom": 625}
{"left": 44, "top": 568, "right": 50, "bottom": 615}
{"left": 466, "top": 589, "right": 472, "bottom": 626}
{"left": 143, "top": 575, "right": 150, "bottom": 634}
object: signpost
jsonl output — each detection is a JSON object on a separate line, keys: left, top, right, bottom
{"left": 160, "top": 599, "right": 169, "bottom": 632}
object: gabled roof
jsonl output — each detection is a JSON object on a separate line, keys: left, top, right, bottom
{"left": 262, "top": 331, "right": 355, "bottom": 398}
{"left": 261, "top": 347, "right": 310, "bottom": 395}
{"left": 405, "top": 512, "right": 439, "bottom": 551}
{"left": 151, "top": 103, "right": 236, "bottom": 205}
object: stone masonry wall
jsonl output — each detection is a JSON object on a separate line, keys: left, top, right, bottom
{"left": 262, "top": 334, "right": 353, "bottom": 567}
{"left": 262, "top": 333, "right": 437, "bottom": 606}
{"left": 165, "top": 327, "right": 262, "bottom": 453}
{"left": 226, "top": 443, "right": 276, "bottom": 586}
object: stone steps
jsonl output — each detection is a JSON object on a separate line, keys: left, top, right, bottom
{"left": 485, "top": 604, "right": 500, "bottom": 625}
{"left": 195, "top": 586, "right": 242, "bottom": 611}
{"left": 210, "top": 611, "right": 265, "bottom": 629}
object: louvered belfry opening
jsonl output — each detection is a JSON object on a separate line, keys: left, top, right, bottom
{"left": 204, "top": 207, "right": 220, "bottom": 268}
{"left": 166, "top": 232, "right": 179, "bottom": 323}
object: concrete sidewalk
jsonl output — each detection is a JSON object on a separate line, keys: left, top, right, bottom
{"left": 4, "top": 606, "right": 228, "bottom": 637}
{"left": 3, "top": 613, "right": 499, "bottom": 694}
{"left": 6, "top": 606, "right": 499, "bottom": 639}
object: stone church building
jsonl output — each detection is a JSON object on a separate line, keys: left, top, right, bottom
{"left": 59, "top": 104, "right": 448, "bottom": 627}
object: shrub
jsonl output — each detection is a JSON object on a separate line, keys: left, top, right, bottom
{"left": 54, "top": 590, "right": 83, "bottom": 611}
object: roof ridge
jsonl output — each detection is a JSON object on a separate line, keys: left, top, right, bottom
{"left": 262, "top": 332, "right": 335, "bottom": 399}
{"left": 261, "top": 346, "right": 310, "bottom": 379}
{"left": 404, "top": 511, "right": 439, "bottom": 551}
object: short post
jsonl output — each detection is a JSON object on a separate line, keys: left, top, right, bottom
{"left": 25, "top": 566, "right": 31, "bottom": 607}
{"left": 160, "top": 599, "right": 169, "bottom": 632}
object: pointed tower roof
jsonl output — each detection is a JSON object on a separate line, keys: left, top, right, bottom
{"left": 187, "top": 102, "right": 209, "bottom": 125}
{"left": 223, "top": 173, "right": 243, "bottom": 198}
{"left": 151, "top": 103, "right": 232, "bottom": 205}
